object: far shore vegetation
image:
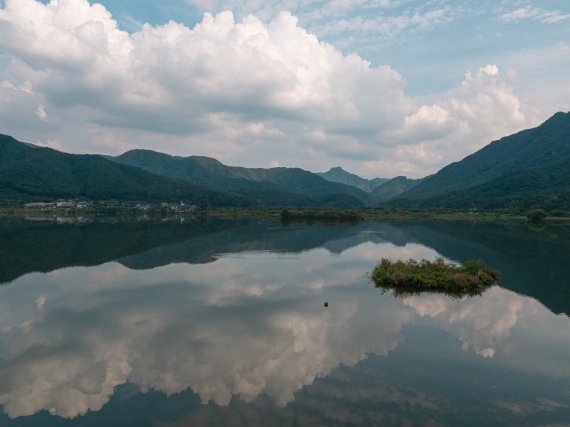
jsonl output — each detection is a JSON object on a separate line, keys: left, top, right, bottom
{"left": 371, "top": 257, "right": 499, "bottom": 297}
{"left": 1, "top": 201, "right": 569, "bottom": 224}
{"left": 526, "top": 208, "right": 548, "bottom": 223}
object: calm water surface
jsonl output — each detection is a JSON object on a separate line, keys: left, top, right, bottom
{"left": 0, "top": 219, "right": 569, "bottom": 426}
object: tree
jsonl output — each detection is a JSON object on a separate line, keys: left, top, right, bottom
{"left": 280, "top": 209, "right": 291, "bottom": 220}
{"left": 526, "top": 209, "right": 548, "bottom": 224}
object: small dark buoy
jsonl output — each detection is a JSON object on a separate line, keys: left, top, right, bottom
{"left": 324, "top": 301, "right": 329, "bottom": 307}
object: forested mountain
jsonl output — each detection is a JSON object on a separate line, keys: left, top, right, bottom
{"left": 318, "top": 167, "right": 387, "bottom": 192}
{"left": 400, "top": 160, "right": 570, "bottom": 211}
{"left": 398, "top": 111, "right": 570, "bottom": 203}
{"left": 2, "top": 110, "right": 569, "bottom": 211}
{"left": 0, "top": 135, "right": 365, "bottom": 207}
{"left": 0, "top": 135, "right": 249, "bottom": 205}
{"left": 114, "top": 150, "right": 368, "bottom": 206}
{"left": 369, "top": 176, "right": 421, "bottom": 204}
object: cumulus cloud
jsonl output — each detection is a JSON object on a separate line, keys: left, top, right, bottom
{"left": 357, "top": 64, "right": 528, "bottom": 175}
{"left": 0, "top": 0, "right": 412, "bottom": 130}
{"left": 0, "top": 0, "right": 532, "bottom": 176}
{"left": 401, "top": 64, "right": 527, "bottom": 142}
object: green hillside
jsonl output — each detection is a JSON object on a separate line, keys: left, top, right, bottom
{"left": 0, "top": 135, "right": 248, "bottom": 206}
{"left": 369, "top": 176, "right": 420, "bottom": 204}
{"left": 404, "top": 160, "right": 570, "bottom": 211}
{"left": 114, "top": 149, "right": 368, "bottom": 207}
{"left": 5, "top": 110, "right": 569, "bottom": 211}
{"left": 318, "top": 166, "right": 387, "bottom": 192}
{"left": 400, "top": 111, "right": 570, "bottom": 201}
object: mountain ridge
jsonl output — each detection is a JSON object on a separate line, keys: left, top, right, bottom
{"left": 318, "top": 166, "right": 387, "bottom": 193}
{"left": 113, "top": 149, "right": 369, "bottom": 206}
{"left": 398, "top": 111, "right": 570, "bottom": 202}
{"left": 0, "top": 135, "right": 250, "bottom": 206}
{"left": 369, "top": 176, "right": 422, "bottom": 204}
{"left": 2, "top": 110, "right": 569, "bottom": 211}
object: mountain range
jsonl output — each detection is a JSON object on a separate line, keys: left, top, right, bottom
{"left": 393, "top": 111, "right": 570, "bottom": 211}
{"left": 317, "top": 167, "right": 388, "bottom": 192}
{"left": 113, "top": 150, "right": 368, "bottom": 206}
{"left": 1, "top": 111, "right": 569, "bottom": 211}
{"left": 0, "top": 135, "right": 249, "bottom": 206}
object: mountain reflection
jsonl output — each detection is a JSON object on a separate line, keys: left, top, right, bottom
{"left": 2, "top": 219, "right": 569, "bottom": 315}
{"left": 0, "top": 233, "right": 568, "bottom": 422}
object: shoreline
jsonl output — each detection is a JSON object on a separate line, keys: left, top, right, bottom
{"left": 1, "top": 206, "right": 569, "bottom": 224}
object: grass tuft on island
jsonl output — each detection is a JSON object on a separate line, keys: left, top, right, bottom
{"left": 371, "top": 257, "right": 499, "bottom": 297}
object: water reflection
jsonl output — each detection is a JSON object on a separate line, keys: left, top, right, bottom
{"left": 0, "top": 220, "right": 568, "bottom": 425}
{"left": 2, "top": 219, "right": 570, "bottom": 315}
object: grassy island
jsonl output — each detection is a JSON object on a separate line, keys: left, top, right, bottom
{"left": 371, "top": 257, "right": 499, "bottom": 297}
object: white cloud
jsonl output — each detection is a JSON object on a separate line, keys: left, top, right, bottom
{"left": 500, "top": 6, "right": 570, "bottom": 25}
{"left": 35, "top": 103, "right": 47, "bottom": 120}
{"left": 0, "top": 0, "right": 535, "bottom": 177}
{"left": 310, "top": 5, "right": 455, "bottom": 41}
{"left": 364, "top": 64, "right": 528, "bottom": 176}
{"left": 0, "top": 1, "right": 413, "bottom": 133}
{"left": 401, "top": 64, "right": 527, "bottom": 143}
{"left": 186, "top": 1, "right": 457, "bottom": 59}
{"left": 187, "top": 0, "right": 401, "bottom": 22}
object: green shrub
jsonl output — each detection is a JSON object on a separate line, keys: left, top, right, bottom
{"left": 371, "top": 257, "right": 499, "bottom": 297}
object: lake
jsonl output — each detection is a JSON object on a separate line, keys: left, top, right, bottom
{"left": 0, "top": 218, "right": 569, "bottom": 426}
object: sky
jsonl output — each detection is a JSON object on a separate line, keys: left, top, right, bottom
{"left": 0, "top": 0, "right": 569, "bottom": 178}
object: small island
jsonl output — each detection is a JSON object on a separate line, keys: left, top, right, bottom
{"left": 371, "top": 257, "right": 499, "bottom": 297}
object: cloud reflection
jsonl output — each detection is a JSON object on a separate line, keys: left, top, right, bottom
{"left": 0, "top": 240, "right": 567, "bottom": 419}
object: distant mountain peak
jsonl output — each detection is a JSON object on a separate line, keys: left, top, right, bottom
{"left": 318, "top": 166, "right": 387, "bottom": 193}
{"left": 120, "top": 148, "right": 174, "bottom": 159}
{"left": 369, "top": 176, "right": 420, "bottom": 204}
{"left": 0, "top": 134, "right": 21, "bottom": 145}
{"left": 188, "top": 155, "right": 224, "bottom": 167}
{"left": 112, "top": 149, "right": 369, "bottom": 207}
{"left": 542, "top": 111, "right": 570, "bottom": 126}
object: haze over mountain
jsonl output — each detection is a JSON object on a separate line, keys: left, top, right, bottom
{"left": 318, "top": 167, "right": 388, "bottom": 193}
